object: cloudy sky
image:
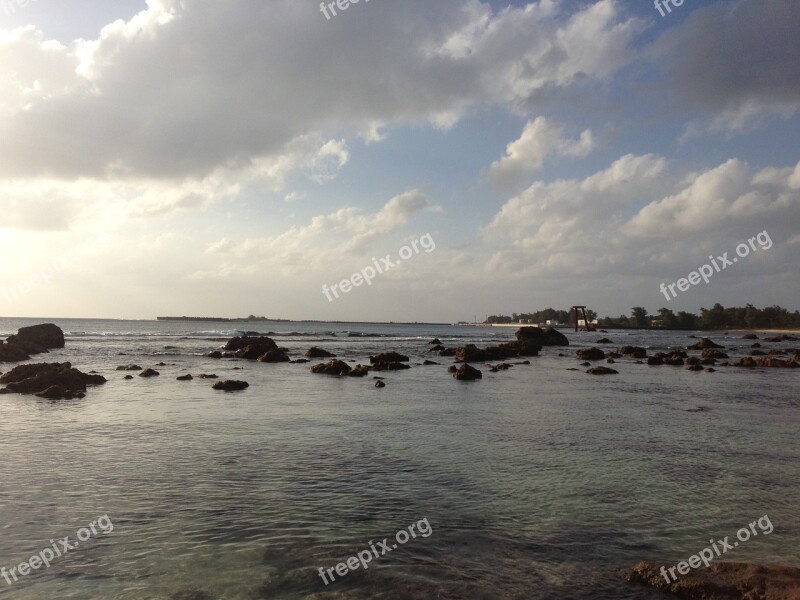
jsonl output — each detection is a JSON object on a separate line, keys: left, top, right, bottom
{"left": 0, "top": 0, "right": 798, "bottom": 321}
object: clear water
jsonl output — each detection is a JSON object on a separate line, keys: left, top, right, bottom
{"left": 0, "top": 318, "right": 798, "bottom": 599}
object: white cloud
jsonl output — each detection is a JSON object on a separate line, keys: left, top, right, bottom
{"left": 489, "top": 117, "right": 594, "bottom": 190}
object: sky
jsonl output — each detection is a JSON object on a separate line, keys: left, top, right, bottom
{"left": 0, "top": 0, "right": 798, "bottom": 322}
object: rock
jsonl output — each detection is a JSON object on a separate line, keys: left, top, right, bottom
{"left": 741, "top": 334, "right": 759, "bottom": 339}
{"left": 429, "top": 338, "right": 442, "bottom": 345}
{"left": 257, "top": 349, "right": 290, "bottom": 363}
{"left": 177, "top": 374, "right": 193, "bottom": 381}
{"left": 224, "top": 335, "right": 278, "bottom": 352}
{"left": 370, "top": 351, "right": 410, "bottom": 364}
{"left": 7, "top": 323, "right": 65, "bottom": 350}
{"left": 305, "top": 347, "right": 336, "bottom": 358}
{"left": 664, "top": 356, "right": 685, "bottom": 366}
{"left": 447, "top": 365, "right": 458, "bottom": 373}
{"left": 606, "top": 352, "right": 623, "bottom": 359}
{"left": 516, "top": 360, "right": 531, "bottom": 365}
{"left": 751, "top": 342, "right": 762, "bottom": 348}
{"left": 687, "top": 364, "right": 704, "bottom": 371}
{"left": 212, "top": 380, "right": 249, "bottom": 392}
{"left": 706, "top": 368, "right": 716, "bottom": 372}
{"left": 0, "top": 362, "right": 106, "bottom": 399}
{"left": 687, "top": 338, "right": 724, "bottom": 350}
{"left": 517, "top": 326, "right": 569, "bottom": 347}
{"left": 454, "top": 363, "right": 482, "bottom": 380}
{"left": 422, "top": 360, "right": 439, "bottom": 365}
{"left": 197, "top": 374, "right": 218, "bottom": 379}
{"left": 292, "top": 359, "right": 310, "bottom": 364}
{"left": 349, "top": 365, "right": 371, "bottom": 377}
{"left": 438, "top": 347, "right": 457, "bottom": 357}
{"left": 647, "top": 356, "right": 664, "bottom": 365}
{"left": 124, "top": 375, "right": 134, "bottom": 380}
{"left": 116, "top": 365, "right": 143, "bottom": 371}
{"left": 757, "top": 357, "right": 799, "bottom": 368}
{"left": 0, "top": 342, "right": 31, "bottom": 362}
{"left": 580, "top": 362, "right": 591, "bottom": 367}
{"left": 375, "top": 380, "right": 386, "bottom": 388}
{"left": 764, "top": 334, "right": 799, "bottom": 342}
{"left": 736, "top": 357, "right": 757, "bottom": 367}
{"left": 622, "top": 560, "right": 800, "bottom": 600}
{"left": 702, "top": 349, "right": 729, "bottom": 359}
{"left": 596, "top": 338, "right": 614, "bottom": 344}
{"left": 606, "top": 358, "right": 616, "bottom": 364}
{"left": 207, "top": 351, "right": 223, "bottom": 359}
{"left": 139, "top": 369, "right": 160, "bottom": 378}
{"left": 371, "top": 361, "right": 412, "bottom": 371}
{"left": 701, "top": 358, "right": 716, "bottom": 365}
{"left": 311, "top": 360, "right": 352, "bottom": 376}
{"left": 587, "top": 367, "right": 618, "bottom": 375}
{"left": 156, "top": 362, "right": 168, "bottom": 367}
{"left": 429, "top": 344, "right": 446, "bottom": 352}
{"left": 576, "top": 347, "right": 605, "bottom": 361}
{"left": 619, "top": 346, "right": 648, "bottom": 358}
{"left": 686, "top": 357, "right": 701, "bottom": 366}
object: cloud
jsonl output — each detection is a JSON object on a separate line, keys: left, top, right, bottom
{"left": 489, "top": 117, "right": 594, "bottom": 191}
{"left": 0, "top": 0, "right": 642, "bottom": 185}
{"left": 651, "top": 0, "right": 800, "bottom": 137}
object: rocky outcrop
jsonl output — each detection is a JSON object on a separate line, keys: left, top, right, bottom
{"left": 257, "top": 349, "right": 290, "bottom": 363}
{"left": 596, "top": 338, "right": 614, "bottom": 344}
{"left": 576, "top": 347, "right": 605, "bottom": 361}
{"left": 0, "top": 324, "right": 66, "bottom": 363}
{"left": 224, "top": 335, "right": 279, "bottom": 360}
{"left": 619, "top": 346, "right": 648, "bottom": 358}
{"left": 370, "top": 351, "right": 409, "bottom": 364}
{"left": 702, "top": 349, "right": 729, "bottom": 359}
{"left": 116, "top": 365, "right": 143, "bottom": 371}
{"left": 0, "top": 362, "right": 106, "bottom": 399}
{"left": 764, "top": 334, "right": 799, "bottom": 342}
{"left": 375, "top": 380, "right": 386, "bottom": 388}
{"left": 454, "top": 363, "right": 482, "bottom": 380}
{"left": 517, "top": 326, "right": 569, "bottom": 346}
{"left": 311, "top": 360, "right": 353, "bottom": 376}
{"left": 305, "top": 347, "right": 336, "bottom": 358}
{"left": 688, "top": 338, "right": 724, "bottom": 350}
{"left": 177, "top": 374, "right": 193, "bottom": 381}
{"left": 622, "top": 560, "right": 800, "bottom": 599}
{"left": 741, "top": 333, "right": 759, "bottom": 339}
{"left": 212, "top": 380, "right": 249, "bottom": 392}
{"left": 139, "top": 369, "right": 160, "bottom": 377}
{"left": 737, "top": 356, "right": 799, "bottom": 368}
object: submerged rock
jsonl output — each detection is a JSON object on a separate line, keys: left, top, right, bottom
{"left": 212, "top": 380, "right": 249, "bottom": 392}
{"left": 587, "top": 366, "right": 618, "bottom": 375}
{"left": 257, "top": 349, "right": 290, "bottom": 363}
{"left": 139, "top": 369, "right": 160, "bottom": 378}
{"left": 576, "top": 347, "right": 605, "bottom": 361}
{"left": 311, "top": 360, "right": 352, "bottom": 376}
{"left": 622, "top": 560, "right": 800, "bottom": 599}
{"left": 116, "top": 365, "right": 143, "bottom": 371}
{"left": 177, "top": 374, "right": 193, "bottom": 381}
{"left": 305, "top": 347, "right": 336, "bottom": 358}
{"left": 375, "top": 380, "right": 386, "bottom": 388}
{"left": 619, "top": 346, "right": 648, "bottom": 359}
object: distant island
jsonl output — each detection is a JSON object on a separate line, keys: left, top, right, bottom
{"left": 157, "top": 315, "right": 290, "bottom": 322}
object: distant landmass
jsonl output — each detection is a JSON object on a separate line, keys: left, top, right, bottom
{"left": 157, "top": 315, "right": 290, "bottom": 322}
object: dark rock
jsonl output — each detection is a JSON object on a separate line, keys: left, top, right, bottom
{"left": 375, "top": 380, "right": 386, "bottom": 388}
{"left": 371, "top": 361, "right": 412, "bottom": 371}
{"left": 606, "top": 358, "right": 616, "bottom": 364}
{"left": 741, "top": 334, "right": 759, "bottom": 340}
{"left": 622, "top": 560, "right": 800, "bottom": 600}
{"left": 429, "top": 344, "right": 446, "bottom": 352}
{"left": 606, "top": 352, "right": 622, "bottom": 359}
{"left": 706, "top": 368, "right": 716, "bottom": 372}
{"left": 116, "top": 365, "right": 143, "bottom": 371}
{"left": 197, "top": 374, "right": 218, "bottom": 379}
{"left": 348, "top": 365, "right": 371, "bottom": 377}
{"left": 757, "top": 357, "right": 799, "bottom": 368}
{"left": 177, "top": 374, "right": 193, "bottom": 381}
{"left": 576, "top": 347, "right": 605, "bottom": 361}
{"left": 768, "top": 349, "right": 788, "bottom": 355}
{"left": 516, "top": 360, "right": 531, "bottom": 365}
{"left": 224, "top": 335, "right": 278, "bottom": 352}
{"left": 647, "top": 356, "right": 664, "bottom": 365}
{"left": 701, "top": 358, "right": 717, "bottom": 365}
{"left": 139, "top": 369, "right": 160, "bottom": 378}
{"left": 686, "top": 357, "right": 701, "bottom": 366}
{"left": 207, "top": 351, "right": 223, "bottom": 359}
{"left": 8, "top": 323, "right": 65, "bottom": 350}
{"left": 429, "top": 338, "right": 442, "bottom": 345}
{"left": 257, "top": 349, "right": 290, "bottom": 363}
{"left": 438, "top": 347, "right": 457, "bottom": 357}
{"left": 311, "top": 360, "right": 352, "bottom": 376}
{"left": 587, "top": 367, "right": 618, "bottom": 375}
{"left": 751, "top": 342, "right": 762, "bottom": 348}
{"left": 619, "top": 346, "right": 648, "bottom": 358}
{"left": 124, "top": 375, "right": 134, "bottom": 380}
{"left": 305, "top": 347, "right": 336, "bottom": 358}
{"left": 447, "top": 365, "right": 458, "bottom": 373}
{"left": 687, "top": 364, "right": 704, "bottom": 371}
{"left": 664, "top": 356, "right": 684, "bottom": 366}
{"left": 702, "top": 349, "right": 729, "bottom": 359}
{"left": 517, "top": 326, "right": 569, "bottom": 346}
{"left": 764, "top": 334, "right": 799, "bottom": 342}
{"left": 580, "top": 362, "right": 591, "bottom": 367}
{"left": 688, "top": 338, "right": 724, "bottom": 350}
{"left": 596, "top": 338, "right": 614, "bottom": 344}
{"left": 0, "top": 342, "right": 31, "bottom": 362}
{"left": 750, "top": 349, "right": 767, "bottom": 356}
{"left": 212, "top": 380, "right": 249, "bottom": 392}
{"left": 454, "top": 363, "right": 482, "bottom": 380}
{"left": 370, "top": 351, "right": 409, "bottom": 364}
{"left": 156, "top": 362, "right": 168, "bottom": 367}
{"left": 292, "top": 359, "right": 310, "bottom": 364}
{"left": 0, "top": 362, "right": 106, "bottom": 399}
{"left": 421, "top": 360, "right": 439, "bottom": 365}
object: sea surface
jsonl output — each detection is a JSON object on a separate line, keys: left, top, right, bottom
{"left": 0, "top": 318, "right": 798, "bottom": 599}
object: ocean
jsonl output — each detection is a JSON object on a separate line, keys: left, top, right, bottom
{"left": 0, "top": 318, "right": 798, "bottom": 599}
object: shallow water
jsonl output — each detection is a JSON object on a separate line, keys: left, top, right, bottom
{"left": 0, "top": 318, "right": 798, "bottom": 599}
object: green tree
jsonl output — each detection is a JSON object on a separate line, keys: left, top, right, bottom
{"left": 631, "top": 307, "right": 649, "bottom": 329}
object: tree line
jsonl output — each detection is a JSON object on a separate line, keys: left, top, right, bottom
{"left": 485, "top": 304, "right": 800, "bottom": 330}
